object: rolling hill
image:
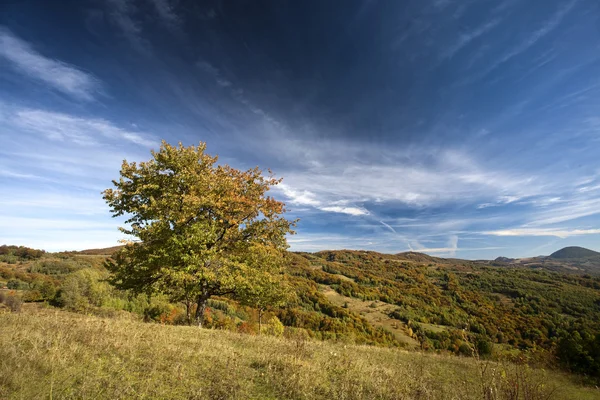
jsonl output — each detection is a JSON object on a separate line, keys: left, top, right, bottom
{"left": 550, "top": 246, "right": 600, "bottom": 260}
{"left": 2, "top": 244, "right": 600, "bottom": 382}
{"left": 488, "top": 246, "right": 600, "bottom": 275}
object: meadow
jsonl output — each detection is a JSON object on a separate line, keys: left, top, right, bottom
{"left": 1, "top": 305, "right": 599, "bottom": 400}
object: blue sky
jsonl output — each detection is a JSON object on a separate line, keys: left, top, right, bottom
{"left": 1, "top": 0, "right": 600, "bottom": 258}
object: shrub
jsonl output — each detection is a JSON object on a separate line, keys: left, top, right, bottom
{"left": 0, "top": 254, "right": 18, "bottom": 264}
{"left": 458, "top": 342, "right": 473, "bottom": 356}
{"left": 22, "top": 290, "right": 43, "bottom": 302}
{"left": 476, "top": 337, "right": 494, "bottom": 358}
{"left": 263, "top": 316, "right": 285, "bottom": 337}
{"left": 238, "top": 321, "right": 257, "bottom": 335}
{"left": 6, "top": 279, "right": 27, "bottom": 290}
{"left": 28, "top": 259, "right": 83, "bottom": 276}
{"left": 0, "top": 290, "right": 6, "bottom": 304}
{"left": 5, "top": 295, "right": 22, "bottom": 312}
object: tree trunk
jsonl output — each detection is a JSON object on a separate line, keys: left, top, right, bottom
{"left": 258, "top": 308, "right": 264, "bottom": 335}
{"left": 184, "top": 300, "right": 192, "bottom": 326}
{"left": 195, "top": 295, "right": 209, "bottom": 328}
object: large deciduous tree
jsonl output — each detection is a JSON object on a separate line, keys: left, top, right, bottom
{"left": 103, "top": 141, "right": 295, "bottom": 327}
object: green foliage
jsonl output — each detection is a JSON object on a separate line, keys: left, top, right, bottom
{"left": 262, "top": 315, "right": 284, "bottom": 336}
{"left": 2, "top": 242, "right": 599, "bottom": 380}
{"left": 550, "top": 246, "right": 600, "bottom": 260}
{"left": 556, "top": 330, "right": 600, "bottom": 379}
{"left": 6, "top": 279, "right": 28, "bottom": 290}
{"left": 28, "top": 258, "right": 85, "bottom": 275}
{"left": 0, "top": 245, "right": 45, "bottom": 260}
{"left": 103, "top": 141, "right": 295, "bottom": 326}
{"left": 58, "top": 269, "right": 111, "bottom": 311}
{"left": 476, "top": 337, "right": 494, "bottom": 358}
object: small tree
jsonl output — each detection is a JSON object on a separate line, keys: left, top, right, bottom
{"left": 103, "top": 141, "right": 295, "bottom": 327}
{"left": 237, "top": 269, "right": 294, "bottom": 333}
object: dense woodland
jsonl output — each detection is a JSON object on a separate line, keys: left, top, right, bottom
{"left": 1, "top": 244, "right": 599, "bottom": 382}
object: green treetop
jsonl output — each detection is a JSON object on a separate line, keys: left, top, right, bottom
{"left": 103, "top": 141, "right": 296, "bottom": 327}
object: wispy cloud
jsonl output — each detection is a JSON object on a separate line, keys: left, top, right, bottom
{"left": 320, "top": 206, "right": 369, "bottom": 216}
{"left": 410, "top": 235, "right": 459, "bottom": 256}
{"left": 147, "top": 0, "right": 182, "bottom": 32}
{"left": 485, "top": 228, "right": 600, "bottom": 238}
{"left": 442, "top": 18, "right": 502, "bottom": 59}
{"left": 0, "top": 28, "right": 100, "bottom": 100}
{"left": 379, "top": 220, "right": 397, "bottom": 234}
{"left": 466, "top": 0, "right": 578, "bottom": 80}
{"left": 106, "top": 0, "right": 150, "bottom": 53}
{"left": 275, "top": 145, "right": 539, "bottom": 210}
{"left": 10, "top": 109, "right": 156, "bottom": 147}
{"left": 279, "top": 184, "right": 369, "bottom": 216}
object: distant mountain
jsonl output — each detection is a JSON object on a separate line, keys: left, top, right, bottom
{"left": 549, "top": 246, "right": 600, "bottom": 260}
{"left": 480, "top": 247, "right": 600, "bottom": 275}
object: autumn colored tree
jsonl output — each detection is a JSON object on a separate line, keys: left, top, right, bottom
{"left": 103, "top": 141, "right": 295, "bottom": 327}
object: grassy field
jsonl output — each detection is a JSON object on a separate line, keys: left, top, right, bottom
{"left": 1, "top": 306, "right": 599, "bottom": 400}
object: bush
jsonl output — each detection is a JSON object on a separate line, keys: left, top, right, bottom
{"left": 28, "top": 259, "right": 83, "bottom": 275}
{"left": 238, "top": 321, "right": 257, "bottom": 335}
{"left": 0, "top": 290, "right": 6, "bottom": 304}
{"left": 458, "top": 342, "right": 473, "bottom": 356}
{"left": 6, "top": 279, "right": 28, "bottom": 290}
{"left": 5, "top": 295, "right": 22, "bottom": 312}
{"left": 476, "top": 337, "right": 494, "bottom": 358}
{"left": 0, "top": 254, "right": 18, "bottom": 264}
{"left": 263, "top": 316, "right": 285, "bottom": 337}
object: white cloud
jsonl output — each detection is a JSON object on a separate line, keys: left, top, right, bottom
{"left": 279, "top": 183, "right": 369, "bottom": 216}
{"left": 320, "top": 206, "right": 369, "bottom": 216}
{"left": 0, "top": 28, "right": 99, "bottom": 100}
{"left": 484, "top": 228, "right": 600, "bottom": 238}
{"left": 411, "top": 235, "right": 459, "bottom": 257}
{"left": 279, "top": 184, "right": 321, "bottom": 207}
{"left": 11, "top": 109, "right": 156, "bottom": 147}
{"left": 379, "top": 220, "right": 397, "bottom": 234}
{"left": 525, "top": 198, "right": 600, "bottom": 226}
{"left": 277, "top": 146, "right": 538, "bottom": 210}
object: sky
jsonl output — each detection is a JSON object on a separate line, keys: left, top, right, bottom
{"left": 1, "top": 0, "right": 600, "bottom": 259}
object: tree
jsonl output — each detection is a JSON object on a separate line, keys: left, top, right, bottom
{"left": 103, "top": 141, "right": 295, "bottom": 327}
{"left": 237, "top": 268, "right": 295, "bottom": 333}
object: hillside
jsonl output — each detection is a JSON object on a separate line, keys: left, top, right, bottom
{"left": 550, "top": 246, "right": 600, "bottom": 260}
{"left": 1, "top": 307, "right": 598, "bottom": 400}
{"left": 75, "top": 246, "right": 124, "bottom": 256}
{"left": 1, "top": 245, "right": 600, "bottom": 382}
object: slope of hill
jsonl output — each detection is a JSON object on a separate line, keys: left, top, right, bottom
{"left": 1, "top": 307, "right": 598, "bottom": 400}
{"left": 1, "top": 246, "right": 600, "bottom": 380}
{"left": 75, "top": 246, "right": 124, "bottom": 255}
{"left": 550, "top": 246, "right": 600, "bottom": 260}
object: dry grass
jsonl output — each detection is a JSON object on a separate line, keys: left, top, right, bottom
{"left": 0, "top": 306, "right": 598, "bottom": 400}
